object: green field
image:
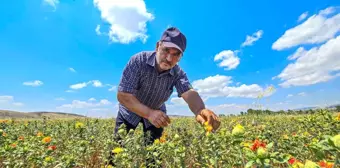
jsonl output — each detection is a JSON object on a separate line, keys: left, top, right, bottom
{"left": 0, "top": 110, "right": 339, "bottom": 168}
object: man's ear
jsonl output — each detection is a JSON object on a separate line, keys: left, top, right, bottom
{"left": 156, "top": 41, "right": 160, "bottom": 51}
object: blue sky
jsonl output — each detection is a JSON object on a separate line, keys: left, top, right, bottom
{"left": 1, "top": 0, "right": 340, "bottom": 118}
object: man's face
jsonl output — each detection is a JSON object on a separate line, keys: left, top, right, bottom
{"left": 156, "top": 42, "right": 182, "bottom": 72}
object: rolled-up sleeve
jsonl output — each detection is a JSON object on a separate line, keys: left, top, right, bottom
{"left": 118, "top": 54, "right": 141, "bottom": 95}
{"left": 175, "top": 71, "right": 193, "bottom": 97}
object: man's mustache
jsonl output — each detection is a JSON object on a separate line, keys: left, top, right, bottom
{"left": 161, "top": 59, "right": 172, "bottom": 66}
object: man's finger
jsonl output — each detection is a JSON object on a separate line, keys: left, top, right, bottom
{"left": 154, "top": 120, "right": 161, "bottom": 128}
{"left": 207, "top": 114, "right": 214, "bottom": 126}
{"left": 212, "top": 116, "right": 221, "bottom": 130}
{"left": 159, "top": 116, "right": 168, "bottom": 127}
{"left": 163, "top": 114, "right": 171, "bottom": 124}
{"left": 196, "top": 114, "right": 206, "bottom": 125}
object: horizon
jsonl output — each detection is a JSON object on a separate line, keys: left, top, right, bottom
{"left": 1, "top": 0, "right": 340, "bottom": 118}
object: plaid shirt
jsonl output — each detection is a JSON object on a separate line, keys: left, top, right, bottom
{"left": 117, "top": 51, "right": 192, "bottom": 129}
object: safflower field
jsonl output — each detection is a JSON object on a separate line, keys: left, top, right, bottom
{"left": 0, "top": 109, "right": 339, "bottom": 168}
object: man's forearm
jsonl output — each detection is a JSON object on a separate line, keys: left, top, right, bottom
{"left": 117, "top": 91, "right": 152, "bottom": 119}
{"left": 182, "top": 89, "right": 205, "bottom": 116}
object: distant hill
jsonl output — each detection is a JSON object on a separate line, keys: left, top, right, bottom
{"left": 0, "top": 110, "right": 87, "bottom": 119}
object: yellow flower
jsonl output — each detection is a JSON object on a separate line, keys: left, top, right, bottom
{"left": 256, "top": 147, "right": 267, "bottom": 158}
{"left": 75, "top": 122, "right": 84, "bottom": 129}
{"left": 232, "top": 124, "right": 245, "bottom": 136}
{"left": 45, "top": 156, "right": 52, "bottom": 162}
{"left": 42, "top": 136, "right": 52, "bottom": 143}
{"left": 241, "top": 142, "right": 251, "bottom": 148}
{"left": 332, "top": 134, "right": 340, "bottom": 148}
{"left": 303, "top": 132, "right": 310, "bottom": 137}
{"left": 303, "top": 160, "right": 318, "bottom": 168}
{"left": 282, "top": 134, "right": 289, "bottom": 140}
{"left": 204, "top": 124, "right": 213, "bottom": 132}
{"left": 335, "top": 113, "right": 340, "bottom": 121}
{"left": 154, "top": 139, "right": 160, "bottom": 144}
{"left": 112, "top": 147, "right": 123, "bottom": 154}
{"left": 292, "top": 162, "right": 304, "bottom": 168}
{"left": 37, "top": 132, "right": 43, "bottom": 137}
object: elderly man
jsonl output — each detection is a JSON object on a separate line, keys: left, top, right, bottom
{"left": 115, "top": 26, "right": 220, "bottom": 139}
{"left": 110, "top": 27, "right": 220, "bottom": 166}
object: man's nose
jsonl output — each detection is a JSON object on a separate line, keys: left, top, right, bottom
{"left": 166, "top": 54, "right": 173, "bottom": 62}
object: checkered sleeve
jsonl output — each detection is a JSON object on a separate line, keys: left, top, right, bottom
{"left": 175, "top": 70, "right": 193, "bottom": 97}
{"left": 118, "top": 53, "right": 141, "bottom": 95}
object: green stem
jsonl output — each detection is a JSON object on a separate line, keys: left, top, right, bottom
{"left": 333, "top": 152, "right": 339, "bottom": 168}
{"left": 238, "top": 147, "right": 245, "bottom": 167}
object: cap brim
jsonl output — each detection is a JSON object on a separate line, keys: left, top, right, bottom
{"left": 162, "top": 41, "right": 183, "bottom": 53}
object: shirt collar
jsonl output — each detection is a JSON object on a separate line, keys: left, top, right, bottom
{"left": 147, "top": 52, "right": 175, "bottom": 76}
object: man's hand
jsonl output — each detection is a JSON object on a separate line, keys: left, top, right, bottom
{"left": 196, "top": 109, "right": 220, "bottom": 131}
{"left": 147, "top": 109, "right": 171, "bottom": 128}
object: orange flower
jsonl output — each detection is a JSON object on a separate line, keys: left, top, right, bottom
{"left": 18, "top": 136, "right": 24, "bottom": 141}
{"left": 42, "top": 136, "right": 52, "bottom": 143}
{"left": 319, "top": 160, "right": 334, "bottom": 168}
{"left": 48, "top": 145, "right": 57, "bottom": 151}
{"left": 2, "top": 132, "right": 6, "bottom": 137}
{"left": 288, "top": 157, "right": 296, "bottom": 165}
{"left": 10, "top": 143, "right": 16, "bottom": 148}
{"left": 250, "top": 139, "right": 266, "bottom": 151}
{"left": 160, "top": 132, "right": 167, "bottom": 143}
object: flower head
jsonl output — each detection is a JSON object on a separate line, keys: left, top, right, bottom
{"left": 232, "top": 124, "right": 245, "bottom": 136}
{"left": 256, "top": 147, "right": 267, "bottom": 158}
{"left": 48, "top": 145, "right": 57, "bottom": 151}
{"left": 250, "top": 139, "right": 266, "bottom": 151}
{"left": 304, "top": 160, "right": 319, "bottom": 168}
{"left": 332, "top": 134, "right": 340, "bottom": 148}
{"left": 42, "top": 136, "right": 52, "bottom": 143}
{"left": 112, "top": 147, "right": 123, "bottom": 154}
{"left": 75, "top": 122, "right": 85, "bottom": 129}
{"left": 37, "top": 132, "right": 43, "bottom": 137}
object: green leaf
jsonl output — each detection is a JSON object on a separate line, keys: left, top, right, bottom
{"left": 266, "top": 142, "right": 274, "bottom": 149}
{"left": 245, "top": 160, "right": 254, "bottom": 168}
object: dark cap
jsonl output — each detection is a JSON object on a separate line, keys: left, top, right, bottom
{"left": 160, "top": 27, "right": 187, "bottom": 53}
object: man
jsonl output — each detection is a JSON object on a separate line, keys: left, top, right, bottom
{"left": 111, "top": 27, "right": 220, "bottom": 165}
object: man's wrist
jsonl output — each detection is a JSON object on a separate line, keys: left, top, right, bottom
{"left": 195, "top": 107, "right": 205, "bottom": 116}
{"left": 145, "top": 108, "right": 153, "bottom": 120}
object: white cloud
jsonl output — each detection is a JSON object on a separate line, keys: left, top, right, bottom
{"left": 95, "top": 25, "right": 102, "bottom": 35}
{"left": 170, "top": 97, "right": 186, "bottom": 106}
{"left": 287, "top": 47, "right": 307, "bottom": 60}
{"left": 88, "top": 98, "right": 96, "bottom": 102}
{"left": 298, "top": 92, "right": 307, "bottom": 96}
{"left": 192, "top": 75, "right": 275, "bottom": 99}
{"left": 0, "top": 95, "right": 24, "bottom": 107}
{"left": 69, "top": 68, "right": 76, "bottom": 73}
{"left": 23, "top": 80, "right": 43, "bottom": 87}
{"left": 43, "top": 0, "right": 59, "bottom": 10}
{"left": 287, "top": 94, "right": 293, "bottom": 98}
{"left": 93, "top": 0, "right": 154, "bottom": 44}
{"left": 12, "top": 102, "right": 24, "bottom": 106}
{"left": 272, "top": 6, "right": 340, "bottom": 50}
{"left": 320, "top": 7, "right": 336, "bottom": 15}
{"left": 70, "top": 82, "right": 89, "bottom": 90}
{"left": 57, "top": 99, "right": 112, "bottom": 109}
{"left": 298, "top": 12, "right": 308, "bottom": 22}
{"left": 214, "top": 50, "right": 240, "bottom": 70}
{"left": 92, "top": 80, "right": 103, "bottom": 87}
{"left": 69, "top": 80, "right": 107, "bottom": 90}
{"left": 208, "top": 103, "right": 249, "bottom": 115}
{"left": 55, "top": 97, "right": 65, "bottom": 101}
{"left": 108, "top": 85, "right": 117, "bottom": 92}
{"left": 0, "top": 95, "right": 14, "bottom": 102}
{"left": 275, "top": 35, "right": 340, "bottom": 87}
{"left": 241, "top": 30, "right": 264, "bottom": 47}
